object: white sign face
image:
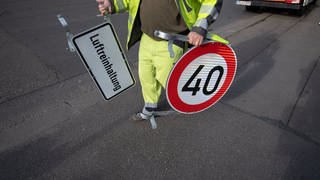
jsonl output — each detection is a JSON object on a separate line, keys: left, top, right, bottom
{"left": 73, "top": 23, "right": 135, "bottom": 100}
{"left": 177, "top": 53, "right": 228, "bottom": 105}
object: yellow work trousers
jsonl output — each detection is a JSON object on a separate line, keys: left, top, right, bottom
{"left": 138, "top": 33, "right": 183, "bottom": 109}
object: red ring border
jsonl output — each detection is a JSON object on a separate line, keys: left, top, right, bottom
{"left": 166, "top": 42, "right": 237, "bottom": 114}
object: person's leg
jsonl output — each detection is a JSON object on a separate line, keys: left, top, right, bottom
{"left": 134, "top": 34, "right": 183, "bottom": 120}
{"left": 153, "top": 43, "right": 183, "bottom": 89}
{"left": 137, "top": 34, "right": 161, "bottom": 118}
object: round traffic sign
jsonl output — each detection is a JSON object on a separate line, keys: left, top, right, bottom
{"left": 166, "top": 42, "right": 237, "bottom": 114}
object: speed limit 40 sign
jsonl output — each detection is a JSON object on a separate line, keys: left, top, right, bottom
{"left": 166, "top": 42, "right": 237, "bottom": 114}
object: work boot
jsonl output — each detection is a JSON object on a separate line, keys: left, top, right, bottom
{"left": 131, "top": 112, "right": 151, "bottom": 121}
{"left": 131, "top": 106, "right": 156, "bottom": 121}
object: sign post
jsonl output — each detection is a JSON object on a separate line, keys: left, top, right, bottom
{"left": 166, "top": 42, "right": 237, "bottom": 114}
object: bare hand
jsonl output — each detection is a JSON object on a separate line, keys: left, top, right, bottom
{"left": 96, "top": 0, "right": 112, "bottom": 15}
{"left": 188, "top": 31, "right": 204, "bottom": 46}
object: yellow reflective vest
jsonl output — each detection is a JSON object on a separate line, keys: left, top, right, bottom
{"left": 109, "top": 0, "right": 228, "bottom": 49}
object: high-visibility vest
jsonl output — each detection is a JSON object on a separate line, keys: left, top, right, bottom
{"left": 109, "top": 0, "right": 229, "bottom": 50}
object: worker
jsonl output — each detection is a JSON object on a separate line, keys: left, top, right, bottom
{"left": 97, "top": 0, "right": 224, "bottom": 120}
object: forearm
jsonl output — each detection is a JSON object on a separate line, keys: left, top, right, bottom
{"left": 193, "top": 0, "right": 222, "bottom": 36}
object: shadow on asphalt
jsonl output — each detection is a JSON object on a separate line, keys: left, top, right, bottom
{"left": 222, "top": 33, "right": 277, "bottom": 101}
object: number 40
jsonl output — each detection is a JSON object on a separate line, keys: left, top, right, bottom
{"left": 182, "top": 65, "right": 224, "bottom": 96}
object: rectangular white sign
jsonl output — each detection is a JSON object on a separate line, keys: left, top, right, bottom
{"left": 73, "top": 22, "right": 135, "bottom": 100}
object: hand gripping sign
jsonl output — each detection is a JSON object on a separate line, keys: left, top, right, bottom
{"left": 57, "top": 15, "right": 135, "bottom": 101}
{"left": 155, "top": 31, "right": 237, "bottom": 114}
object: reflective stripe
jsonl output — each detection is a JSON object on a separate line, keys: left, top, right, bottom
{"left": 196, "top": 6, "right": 219, "bottom": 29}
{"left": 175, "top": 0, "right": 193, "bottom": 28}
{"left": 115, "top": 0, "right": 126, "bottom": 12}
{"left": 197, "top": 3, "right": 220, "bottom": 25}
{"left": 194, "top": 18, "right": 208, "bottom": 29}
{"left": 144, "top": 103, "right": 158, "bottom": 109}
{"left": 199, "top": 4, "right": 214, "bottom": 14}
{"left": 113, "top": 0, "right": 119, "bottom": 11}
{"left": 128, "top": 14, "right": 133, "bottom": 24}
{"left": 143, "top": 108, "right": 152, "bottom": 115}
{"left": 182, "top": 0, "right": 192, "bottom": 12}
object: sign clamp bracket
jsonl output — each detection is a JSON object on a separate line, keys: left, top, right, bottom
{"left": 57, "top": 14, "right": 112, "bottom": 53}
{"left": 57, "top": 14, "right": 76, "bottom": 52}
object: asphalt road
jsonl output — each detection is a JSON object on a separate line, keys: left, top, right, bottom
{"left": 1, "top": 0, "right": 320, "bottom": 179}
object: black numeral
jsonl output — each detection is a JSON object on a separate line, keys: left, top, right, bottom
{"left": 182, "top": 65, "right": 224, "bottom": 96}
{"left": 203, "top": 66, "right": 224, "bottom": 95}
{"left": 182, "top": 65, "right": 204, "bottom": 95}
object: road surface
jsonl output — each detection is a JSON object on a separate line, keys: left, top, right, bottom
{"left": 0, "top": 0, "right": 320, "bottom": 179}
